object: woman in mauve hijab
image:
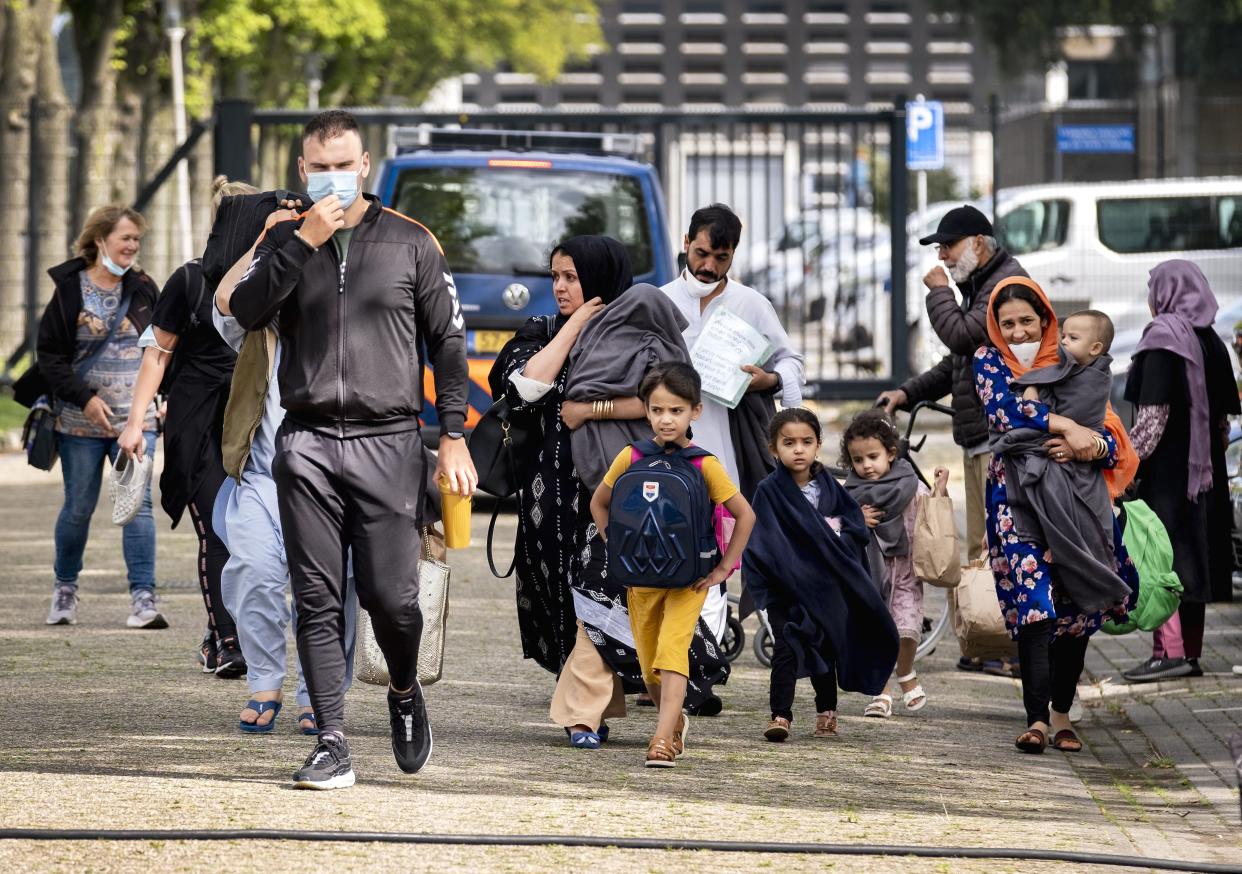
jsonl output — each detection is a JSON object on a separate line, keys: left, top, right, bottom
{"left": 1121, "top": 260, "right": 1239, "bottom": 684}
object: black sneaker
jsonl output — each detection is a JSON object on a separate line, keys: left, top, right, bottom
{"left": 1122, "top": 657, "right": 1194, "bottom": 683}
{"left": 215, "top": 638, "right": 247, "bottom": 679}
{"left": 1186, "top": 658, "right": 1204, "bottom": 677}
{"left": 388, "top": 683, "right": 433, "bottom": 774}
{"left": 197, "top": 634, "right": 217, "bottom": 673}
{"left": 292, "top": 733, "right": 355, "bottom": 790}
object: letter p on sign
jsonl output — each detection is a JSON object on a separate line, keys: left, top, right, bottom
{"left": 906, "top": 100, "right": 944, "bottom": 171}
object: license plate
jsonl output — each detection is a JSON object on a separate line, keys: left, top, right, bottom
{"left": 472, "top": 330, "right": 513, "bottom": 354}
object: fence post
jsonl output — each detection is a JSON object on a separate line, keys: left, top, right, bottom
{"left": 26, "top": 93, "right": 42, "bottom": 364}
{"left": 214, "top": 99, "right": 254, "bottom": 183}
{"left": 990, "top": 92, "right": 1001, "bottom": 213}
{"left": 889, "top": 98, "right": 909, "bottom": 386}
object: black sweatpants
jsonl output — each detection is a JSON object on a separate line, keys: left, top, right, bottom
{"left": 1017, "top": 618, "right": 1089, "bottom": 726}
{"left": 273, "top": 424, "right": 426, "bottom": 734}
{"left": 767, "top": 601, "right": 838, "bottom": 721}
{"left": 187, "top": 461, "right": 236, "bottom": 645}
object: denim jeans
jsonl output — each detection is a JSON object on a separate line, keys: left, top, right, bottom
{"left": 54, "top": 431, "right": 157, "bottom": 594}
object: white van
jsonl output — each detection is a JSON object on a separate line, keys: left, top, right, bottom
{"left": 994, "top": 178, "right": 1242, "bottom": 333}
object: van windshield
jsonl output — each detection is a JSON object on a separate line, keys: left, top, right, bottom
{"left": 391, "top": 166, "right": 654, "bottom": 275}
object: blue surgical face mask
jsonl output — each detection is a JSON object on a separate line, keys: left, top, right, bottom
{"left": 100, "top": 242, "right": 131, "bottom": 277}
{"left": 306, "top": 169, "right": 361, "bottom": 210}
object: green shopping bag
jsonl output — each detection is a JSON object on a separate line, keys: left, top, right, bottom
{"left": 1102, "top": 499, "right": 1183, "bottom": 635}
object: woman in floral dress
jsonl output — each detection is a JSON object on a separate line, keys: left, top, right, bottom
{"left": 974, "top": 276, "right": 1138, "bottom": 754}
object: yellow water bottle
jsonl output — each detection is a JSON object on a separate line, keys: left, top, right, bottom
{"left": 438, "top": 474, "right": 472, "bottom": 549}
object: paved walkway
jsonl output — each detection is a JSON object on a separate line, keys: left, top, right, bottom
{"left": 0, "top": 454, "right": 1239, "bottom": 872}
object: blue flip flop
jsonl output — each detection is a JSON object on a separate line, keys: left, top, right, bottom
{"left": 569, "top": 730, "right": 601, "bottom": 749}
{"left": 298, "top": 710, "right": 320, "bottom": 736}
{"left": 239, "top": 699, "right": 281, "bottom": 734}
{"left": 598, "top": 723, "right": 610, "bottom": 743}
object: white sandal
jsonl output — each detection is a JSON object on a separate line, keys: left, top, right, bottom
{"left": 897, "top": 671, "right": 927, "bottom": 712}
{"left": 864, "top": 693, "right": 892, "bottom": 718}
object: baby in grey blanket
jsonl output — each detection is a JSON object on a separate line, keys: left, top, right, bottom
{"left": 1020, "top": 310, "right": 1114, "bottom": 414}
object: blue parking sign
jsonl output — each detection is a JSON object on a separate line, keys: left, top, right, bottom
{"left": 906, "top": 100, "right": 944, "bottom": 171}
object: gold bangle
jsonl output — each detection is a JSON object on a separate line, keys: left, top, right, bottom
{"left": 606, "top": 399, "right": 614, "bottom": 419}
{"left": 592, "top": 400, "right": 601, "bottom": 421}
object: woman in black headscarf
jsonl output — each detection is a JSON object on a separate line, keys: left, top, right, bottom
{"left": 490, "top": 235, "right": 727, "bottom": 749}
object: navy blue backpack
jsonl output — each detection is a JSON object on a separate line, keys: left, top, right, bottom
{"left": 607, "top": 439, "right": 720, "bottom": 588}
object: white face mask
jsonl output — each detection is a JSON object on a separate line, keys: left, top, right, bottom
{"left": 1010, "top": 340, "right": 1041, "bottom": 368}
{"left": 682, "top": 268, "right": 724, "bottom": 298}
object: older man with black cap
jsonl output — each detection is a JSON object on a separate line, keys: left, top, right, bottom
{"left": 877, "top": 205, "right": 1027, "bottom": 666}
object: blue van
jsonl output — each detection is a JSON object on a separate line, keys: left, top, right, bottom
{"left": 374, "top": 128, "right": 678, "bottom": 430}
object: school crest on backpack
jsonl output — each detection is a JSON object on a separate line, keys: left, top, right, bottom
{"left": 607, "top": 440, "right": 719, "bottom": 589}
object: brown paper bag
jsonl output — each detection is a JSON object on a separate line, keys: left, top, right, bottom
{"left": 950, "top": 561, "right": 1017, "bottom": 659}
{"left": 912, "top": 493, "right": 961, "bottom": 588}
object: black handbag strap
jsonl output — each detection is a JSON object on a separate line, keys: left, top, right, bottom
{"left": 485, "top": 421, "right": 521, "bottom": 579}
{"left": 184, "top": 260, "right": 206, "bottom": 329}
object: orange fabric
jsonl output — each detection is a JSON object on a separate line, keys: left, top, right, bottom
{"left": 985, "top": 277, "right": 1137, "bottom": 498}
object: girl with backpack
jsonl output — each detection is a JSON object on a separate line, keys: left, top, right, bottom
{"left": 589, "top": 362, "right": 755, "bottom": 768}
{"left": 744, "top": 408, "right": 900, "bottom": 742}
{"left": 841, "top": 409, "right": 943, "bottom": 719}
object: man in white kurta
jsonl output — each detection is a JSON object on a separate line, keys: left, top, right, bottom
{"left": 660, "top": 204, "right": 806, "bottom": 667}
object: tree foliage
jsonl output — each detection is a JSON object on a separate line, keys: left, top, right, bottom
{"left": 934, "top": 0, "right": 1242, "bottom": 79}
{"left": 194, "top": 0, "right": 602, "bottom": 108}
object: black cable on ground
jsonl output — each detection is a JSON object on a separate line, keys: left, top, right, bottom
{"left": 1, "top": 829, "right": 1239, "bottom": 872}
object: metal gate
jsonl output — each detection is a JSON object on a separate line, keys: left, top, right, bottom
{"left": 217, "top": 102, "right": 910, "bottom": 399}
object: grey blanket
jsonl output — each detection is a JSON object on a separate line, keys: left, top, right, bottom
{"left": 995, "top": 347, "right": 1130, "bottom": 613}
{"left": 566, "top": 284, "right": 690, "bottom": 491}
{"left": 843, "top": 458, "right": 919, "bottom": 557}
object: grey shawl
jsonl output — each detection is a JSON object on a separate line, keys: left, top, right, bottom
{"left": 843, "top": 458, "right": 919, "bottom": 557}
{"left": 843, "top": 458, "right": 919, "bottom": 603}
{"left": 995, "top": 346, "right": 1130, "bottom": 613}
{"left": 565, "top": 283, "right": 690, "bottom": 491}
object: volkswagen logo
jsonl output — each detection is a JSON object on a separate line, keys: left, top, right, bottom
{"left": 503, "top": 283, "right": 530, "bottom": 310}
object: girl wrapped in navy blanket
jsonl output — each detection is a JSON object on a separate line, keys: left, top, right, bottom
{"left": 841, "top": 409, "right": 940, "bottom": 720}
{"left": 743, "top": 409, "right": 900, "bottom": 742}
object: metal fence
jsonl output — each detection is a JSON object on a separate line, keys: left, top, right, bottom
{"left": 221, "top": 103, "right": 911, "bottom": 400}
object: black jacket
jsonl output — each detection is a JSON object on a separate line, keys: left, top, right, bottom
{"left": 230, "top": 195, "right": 468, "bottom": 437}
{"left": 13, "top": 257, "right": 158, "bottom": 408}
{"left": 899, "top": 248, "right": 1027, "bottom": 448}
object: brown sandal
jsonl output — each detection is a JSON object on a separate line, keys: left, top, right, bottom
{"left": 645, "top": 736, "right": 676, "bottom": 768}
{"left": 1052, "top": 729, "right": 1083, "bottom": 752}
{"left": 1015, "top": 728, "right": 1047, "bottom": 754}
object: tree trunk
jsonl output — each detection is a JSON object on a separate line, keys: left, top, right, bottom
{"left": 0, "top": 2, "right": 41, "bottom": 360}
{"left": 69, "top": 0, "right": 123, "bottom": 234}
{"left": 33, "top": 0, "right": 72, "bottom": 318}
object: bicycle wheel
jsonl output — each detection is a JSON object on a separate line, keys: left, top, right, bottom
{"left": 753, "top": 623, "right": 774, "bottom": 668}
{"left": 721, "top": 615, "right": 745, "bottom": 662}
{"left": 916, "top": 584, "right": 951, "bottom": 661}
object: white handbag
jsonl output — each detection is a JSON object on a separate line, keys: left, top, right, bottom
{"left": 356, "top": 526, "right": 450, "bottom": 687}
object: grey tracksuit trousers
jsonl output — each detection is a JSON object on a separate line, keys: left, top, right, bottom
{"left": 273, "top": 423, "right": 426, "bottom": 733}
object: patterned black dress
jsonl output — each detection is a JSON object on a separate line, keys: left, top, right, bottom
{"left": 491, "top": 315, "right": 728, "bottom": 702}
